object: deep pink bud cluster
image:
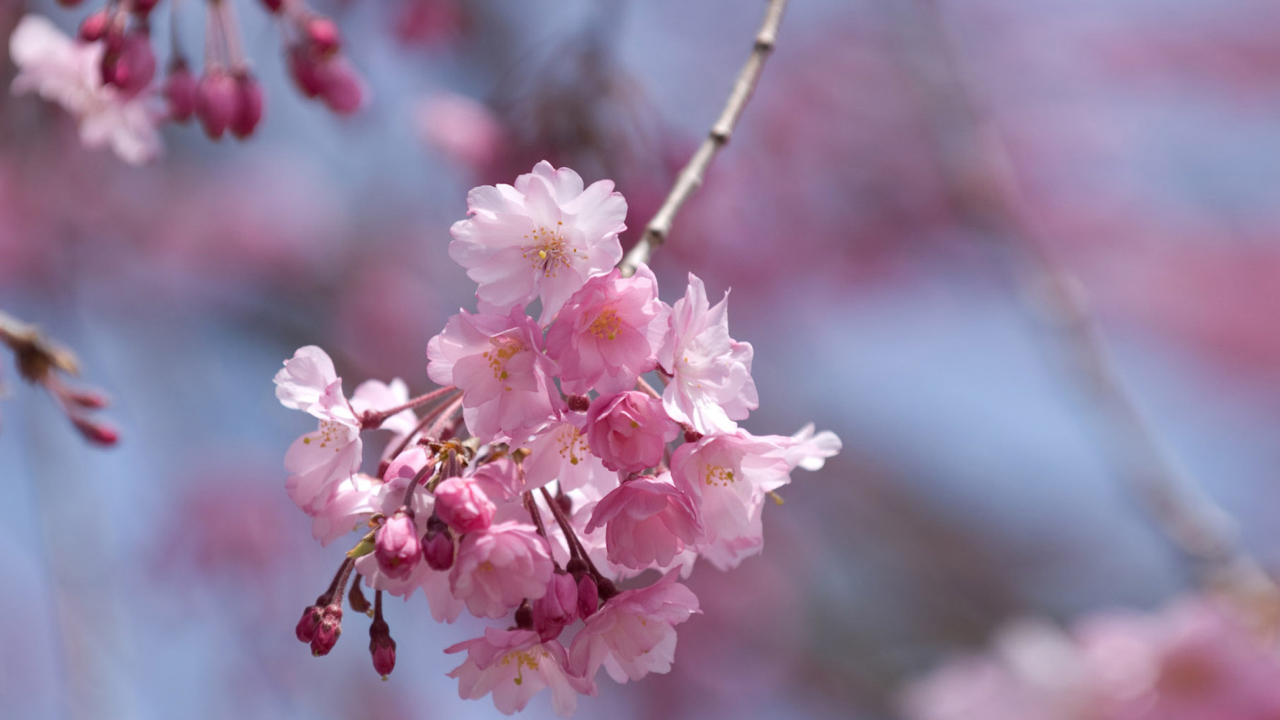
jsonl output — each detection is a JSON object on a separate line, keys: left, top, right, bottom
{"left": 274, "top": 163, "right": 842, "bottom": 716}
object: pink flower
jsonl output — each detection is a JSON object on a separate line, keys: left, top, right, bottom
{"left": 448, "top": 161, "right": 627, "bottom": 323}
{"left": 309, "top": 473, "right": 381, "bottom": 545}
{"left": 469, "top": 457, "right": 524, "bottom": 501}
{"left": 669, "top": 430, "right": 793, "bottom": 570}
{"left": 585, "top": 391, "right": 679, "bottom": 474}
{"left": 9, "top": 15, "right": 162, "bottom": 165}
{"left": 522, "top": 420, "right": 613, "bottom": 494}
{"left": 434, "top": 475, "right": 496, "bottom": 535}
{"left": 570, "top": 570, "right": 699, "bottom": 683}
{"left": 375, "top": 509, "right": 421, "bottom": 580}
{"left": 427, "top": 307, "right": 560, "bottom": 443}
{"left": 450, "top": 521, "right": 555, "bottom": 619}
{"left": 585, "top": 473, "right": 702, "bottom": 570}
{"left": 656, "top": 273, "right": 758, "bottom": 434}
{"left": 355, "top": 551, "right": 464, "bottom": 624}
{"left": 545, "top": 265, "right": 667, "bottom": 395}
{"left": 532, "top": 572, "right": 579, "bottom": 641}
{"left": 446, "top": 627, "right": 594, "bottom": 717}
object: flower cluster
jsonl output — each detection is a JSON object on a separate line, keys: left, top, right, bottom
{"left": 900, "top": 596, "right": 1280, "bottom": 720}
{"left": 275, "top": 161, "right": 841, "bottom": 715}
{"left": 9, "top": 0, "right": 364, "bottom": 165}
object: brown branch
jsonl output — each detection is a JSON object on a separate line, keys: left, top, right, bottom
{"left": 617, "top": 0, "right": 788, "bottom": 277}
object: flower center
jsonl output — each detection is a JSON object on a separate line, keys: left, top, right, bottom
{"left": 704, "top": 465, "right": 735, "bottom": 487}
{"left": 589, "top": 307, "right": 622, "bottom": 341}
{"left": 556, "top": 425, "right": 589, "bottom": 466}
{"left": 501, "top": 647, "right": 547, "bottom": 686}
{"left": 482, "top": 338, "right": 524, "bottom": 385}
{"left": 302, "top": 419, "right": 346, "bottom": 452}
{"left": 522, "top": 222, "right": 576, "bottom": 278}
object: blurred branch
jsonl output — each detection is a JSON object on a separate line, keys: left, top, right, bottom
{"left": 618, "top": 0, "right": 788, "bottom": 276}
{"left": 909, "top": 0, "right": 1279, "bottom": 622}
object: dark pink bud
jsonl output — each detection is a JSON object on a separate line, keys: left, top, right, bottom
{"left": 102, "top": 31, "right": 156, "bottom": 97}
{"left": 374, "top": 510, "right": 420, "bottom": 579}
{"left": 295, "top": 604, "right": 323, "bottom": 643}
{"left": 78, "top": 11, "right": 109, "bottom": 42}
{"left": 369, "top": 619, "right": 396, "bottom": 678}
{"left": 533, "top": 572, "right": 578, "bottom": 641}
{"left": 66, "top": 388, "right": 109, "bottom": 409}
{"left": 286, "top": 44, "right": 326, "bottom": 98}
{"left": 258, "top": 0, "right": 283, "bottom": 14}
{"left": 163, "top": 62, "right": 197, "bottom": 123}
{"left": 683, "top": 427, "right": 703, "bottom": 444}
{"left": 434, "top": 476, "right": 495, "bottom": 535}
{"left": 56, "top": 0, "right": 84, "bottom": 8}
{"left": 566, "top": 394, "right": 590, "bottom": 413}
{"left": 230, "top": 72, "right": 264, "bottom": 139}
{"left": 319, "top": 59, "right": 364, "bottom": 115}
{"left": 576, "top": 574, "right": 599, "bottom": 618}
{"left": 421, "top": 515, "right": 454, "bottom": 571}
{"left": 72, "top": 417, "right": 119, "bottom": 447}
{"left": 304, "top": 17, "right": 342, "bottom": 57}
{"left": 195, "top": 69, "right": 239, "bottom": 140}
{"left": 514, "top": 600, "right": 533, "bottom": 630}
{"left": 310, "top": 603, "right": 343, "bottom": 656}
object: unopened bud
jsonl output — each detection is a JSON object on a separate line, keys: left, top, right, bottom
{"left": 195, "top": 68, "right": 239, "bottom": 140}
{"left": 102, "top": 30, "right": 156, "bottom": 97}
{"left": 566, "top": 394, "right": 590, "bottom": 413}
{"left": 72, "top": 416, "right": 118, "bottom": 447}
{"left": 422, "top": 514, "right": 454, "bottom": 571}
{"left": 304, "top": 17, "right": 342, "bottom": 57}
{"left": 576, "top": 574, "right": 599, "bottom": 618}
{"left": 514, "top": 600, "right": 533, "bottom": 630}
{"left": 295, "top": 604, "right": 323, "bottom": 643}
{"left": 369, "top": 618, "right": 396, "bottom": 679}
{"left": 132, "top": 0, "right": 161, "bottom": 16}
{"left": 319, "top": 59, "right": 364, "bottom": 115}
{"left": 287, "top": 44, "right": 326, "bottom": 98}
{"left": 258, "top": 0, "right": 283, "bottom": 14}
{"left": 565, "top": 557, "right": 589, "bottom": 580}
{"left": 164, "top": 61, "right": 198, "bottom": 123}
{"left": 65, "top": 388, "right": 109, "bottom": 409}
{"left": 683, "top": 427, "right": 703, "bottom": 444}
{"left": 374, "top": 510, "right": 420, "bottom": 580}
{"left": 533, "top": 572, "right": 578, "bottom": 640}
{"left": 230, "top": 72, "right": 264, "bottom": 139}
{"left": 434, "top": 475, "right": 494, "bottom": 535}
{"left": 310, "top": 603, "right": 343, "bottom": 656}
{"left": 56, "top": 0, "right": 84, "bottom": 8}
{"left": 78, "top": 11, "right": 109, "bottom": 42}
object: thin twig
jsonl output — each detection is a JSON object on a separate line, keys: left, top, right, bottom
{"left": 911, "top": 0, "right": 1279, "bottom": 617}
{"left": 617, "top": 0, "right": 789, "bottom": 277}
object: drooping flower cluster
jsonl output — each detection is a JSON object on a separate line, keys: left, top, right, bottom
{"left": 275, "top": 161, "right": 841, "bottom": 715}
{"left": 9, "top": 0, "right": 365, "bottom": 164}
{"left": 900, "top": 596, "right": 1280, "bottom": 720}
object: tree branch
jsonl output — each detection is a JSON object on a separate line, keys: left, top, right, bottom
{"left": 617, "top": 0, "right": 788, "bottom": 277}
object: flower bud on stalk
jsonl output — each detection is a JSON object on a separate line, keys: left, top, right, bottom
{"left": 195, "top": 68, "right": 239, "bottom": 140}
{"left": 310, "top": 603, "right": 343, "bottom": 656}
{"left": 368, "top": 592, "right": 396, "bottom": 679}
{"left": 422, "top": 514, "right": 454, "bottom": 571}
{"left": 374, "top": 509, "right": 420, "bottom": 579}
{"left": 163, "top": 61, "right": 198, "bottom": 123}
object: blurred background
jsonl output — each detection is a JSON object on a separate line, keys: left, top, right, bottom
{"left": 2, "top": 0, "right": 1280, "bottom": 718}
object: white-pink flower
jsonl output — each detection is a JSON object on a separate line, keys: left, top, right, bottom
{"left": 585, "top": 473, "right": 702, "bottom": 570}
{"left": 450, "top": 520, "right": 555, "bottom": 619}
{"left": 427, "top": 307, "right": 560, "bottom": 443}
{"left": 448, "top": 161, "right": 627, "bottom": 323}
{"left": 522, "top": 420, "right": 614, "bottom": 494}
{"left": 656, "top": 273, "right": 758, "bottom": 434}
{"left": 276, "top": 346, "right": 362, "bottom": 515}
{"left": 309, "top": 473, "right": 381, "bottom": 545}
{"left": 585, "top": 391, "right": 680, "bottom": 474}
{"left": 9, "top": 15, "right": 162, "bottom": 165}
{"left": 447, "top": 627, "right": 594, "bottom": 717}
{"left": 570, "top": 570, "right": 699, "bottom": 683}
{"left": 545, "top": 265, "right": 666, "bottom": 394}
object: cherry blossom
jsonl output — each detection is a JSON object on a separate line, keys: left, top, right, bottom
{"left": 434, "top": 475, "right": 497, "bottom": 534}
{"left": 657, "top": 273, "right": 758, "bottom": 434}
{"left": 570, "top": 570, "right": 700, "bottom": 684}
{"left": 309, "top": 473, "right": 381, "bottom": 546}
{"left": 545, "top": 265, "right": 667, "bottom": 394}
{"left": 9, "top": 14, "right": 162, "bottom": 165}
{"left": 522, "top": 420, "right": 613, "bottom": 494}
{"left": 374, "top": 509, "right": 421, "bottom": 580}
{"left": 585, "top": 473, "right": 702, "bottom": 570}
{"left": 427, "top": 307, "right": 560, "bottom": 443}
{"left": 447, "top": 627, "right": 594, "bottom": 717}
{"left": 448, "top": 161, "right": 627, "bottom": 323}
{"left": 450, "top": 521, "right": 555, "bottom": 619}
{"left": 584, "top": 391, "right": 679, "bottom": 474}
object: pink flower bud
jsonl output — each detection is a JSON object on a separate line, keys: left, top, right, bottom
{"left": 566, "top": 394, "right": 590, "bottom": 413}
{"left": 56, "top": 0, "right": 84, "bottom": 8}
{"left": 65, "top": 388, "right": 109, "bottom": 409}
{"left": 368, "top": 617, "right": 396, "bottom": 679}
{"left": 433, "top": 476, "right": 495, "bottom": 535}
{"left": 295, "top": 604, "right": 323, "bottom": 643}
{"left": 576, "top": 574, "right": 599, "bottom": 618}
{"left": 78, "top": 11, "right": 109, "bottom": 42}
{"left": 585, "top": 391, "right": 680, "bottom": 473}
{"left": 163, "top": 62, "right": 197, "bottom": 123}
{"left": 72, "top": 416, "right": 119, "bottom": 446}
{"left": 258, "top": 0, "right": 283, "bottom": 14}
{"left": 195, "top": 68, "right": 239, "bottom": 140}
{"left": 132, "top": 0, "right": 161, "bottom": 17}
{"left": 374, "top": 510, "right": 420, "bottom": 580}
{"left": 230, "top": 72, "right": 264, "bottom": 139}
{"left": 310, "top": 603, "right": 343, "bottom": 656}
{"left": 319, "top": 59, "right": 364, "bottom": 115}
{"left": 422, "top": 515, "right": 455, "bottom": 571}
{"left": 287, "top": 44, "right": 326, "bottom": 98}
{"left": 305, "top": 17, "right": 342, "bottom": 58}
{"left": 532, "top": 572, "right": 578, "bottom": 641}
{"left": 102, "top": 31, "right": 156, "bottom": 98}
